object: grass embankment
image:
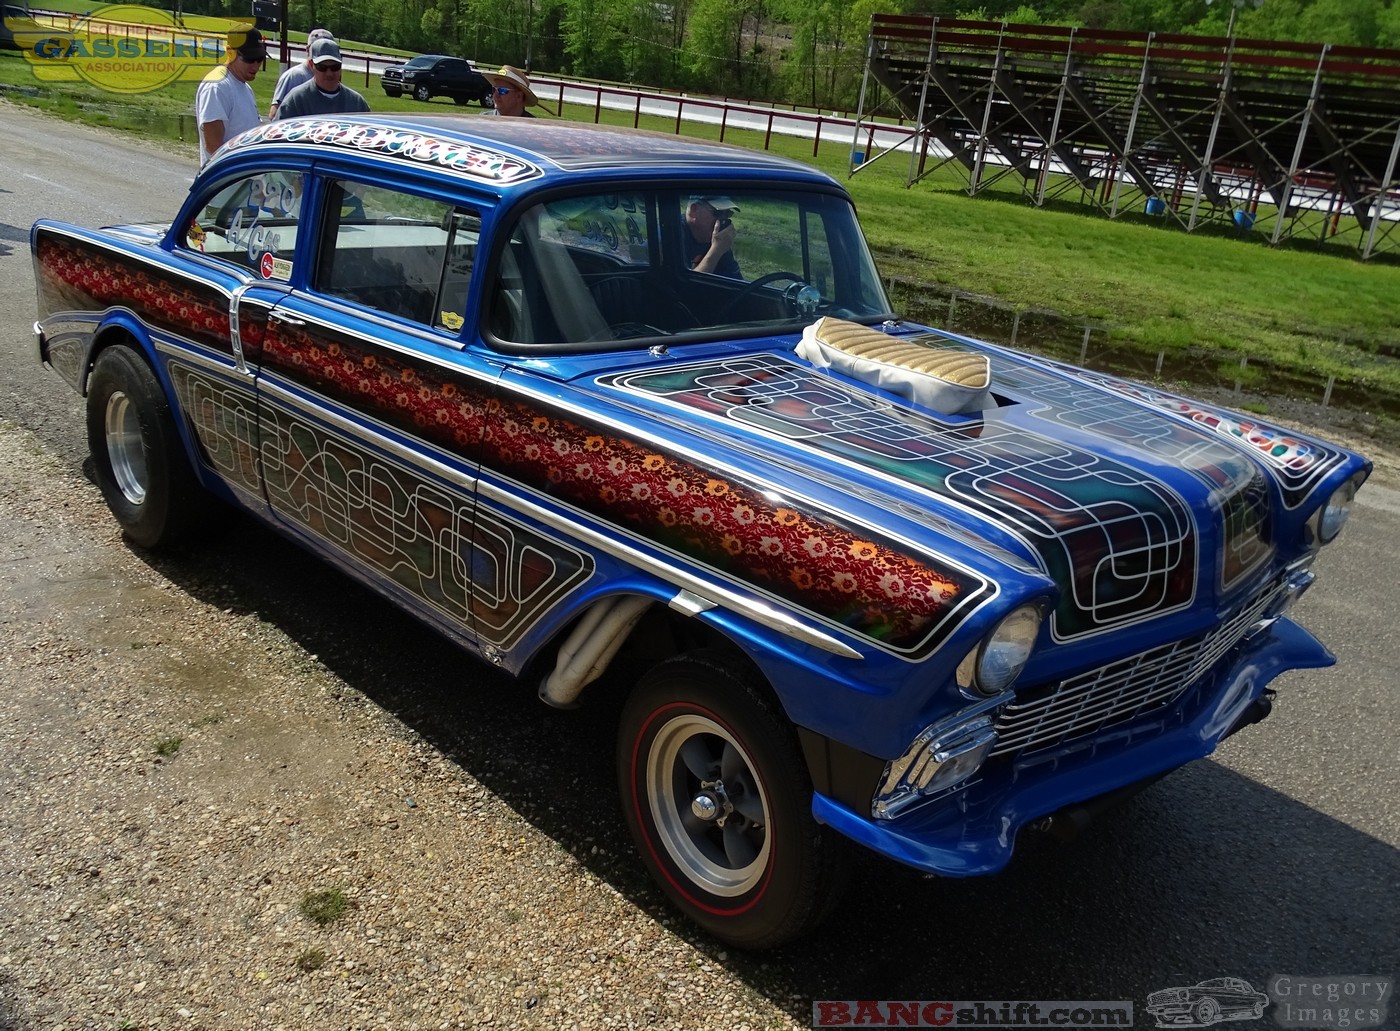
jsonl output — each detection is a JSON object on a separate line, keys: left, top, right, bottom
{"left": 3, "top": 46, "right": 1397, "bottom": 437}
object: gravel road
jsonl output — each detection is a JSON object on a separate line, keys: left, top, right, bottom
{"left": 0, "top": 426, "right": 796, "bottom": 1029}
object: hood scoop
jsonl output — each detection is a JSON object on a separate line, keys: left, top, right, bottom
{"left": 796, "top": 317, "right": 992, "bottom": 416}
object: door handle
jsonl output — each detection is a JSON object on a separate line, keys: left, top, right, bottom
{"left": 269, "top": 312, "right": 306, "bottom": 327}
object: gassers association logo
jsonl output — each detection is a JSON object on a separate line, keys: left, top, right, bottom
{"left": 13, "top": 4, "right": 228, "bottom": 94}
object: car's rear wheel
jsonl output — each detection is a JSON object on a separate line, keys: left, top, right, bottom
{"left": 414, "top": 83, "right": 431, "bottom": 102}
{"left": 86, "top": 346, "right": 203, "bottom": 549}
{"left": 617, "top": 651, "right": 844, "bottom": 948}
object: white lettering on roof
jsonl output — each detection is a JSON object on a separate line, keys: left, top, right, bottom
{"left": 229, "top": 120, "right": 541, "bottom": 183}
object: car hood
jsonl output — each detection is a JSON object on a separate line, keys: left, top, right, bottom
{"left": 577, "top": 329, "right": 1369, "bottom": 650}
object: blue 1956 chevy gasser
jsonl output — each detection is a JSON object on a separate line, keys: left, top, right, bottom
{"left": 31, "top": 116, "right": 1370, "bottom": 948}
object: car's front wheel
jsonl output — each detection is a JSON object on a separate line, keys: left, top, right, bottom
{"left": 85, "top": 346, "right": 203, "bottom": 549}
{"left": 1192, "top": 998, "right": 1221, "bottom": 1025}
{"left": 617, "top": 651, "right": 844, "bottom": 948}
{"left": 383, "top": 86, "right": 401, "bottom": 97}
{"left": 414, "top": 83, "right": 431, "bottom": 102}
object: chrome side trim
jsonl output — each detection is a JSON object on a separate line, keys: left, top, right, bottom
{"left": 228, "top": 282, "right": 255, "bottom": 375}
{"left": 476, "top": 477, "right": 864, "bottom": 660}
{"left": 277, "top": 290, "right": 469, "bottom": 355}
{"left": 154, "top": 338, "right": 241, "bottom": 376}
{"left": 669, "top": 590, "right": 718, "bottom": 617}
{"left": 261, "top": 373, "right": 858, "bottom": 658}
{"left": 258, "top": 378, "right": 477, "bottom": 491}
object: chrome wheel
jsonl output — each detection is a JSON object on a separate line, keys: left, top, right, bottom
{"left": 618, "top": 651, "right": 846, "bottom": 947}
{"left": 646, "top": 712, "right": 771, "bottom": 897}
{"left": 104, "top": 389, "right": 148, "bottom": 506}
{"left": 86, "top": 346, "right": 205, "bottom": 549}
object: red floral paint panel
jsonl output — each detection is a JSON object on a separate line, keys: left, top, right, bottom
{"left": 34, "top": 232, "right": 234, "bottom": 356}
{"left": 259, "top": 323, "right": 990, "bottom": 654}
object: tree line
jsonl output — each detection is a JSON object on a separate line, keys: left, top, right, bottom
{"left": 181, "top": 0, "right": 1400, "bottom": 112}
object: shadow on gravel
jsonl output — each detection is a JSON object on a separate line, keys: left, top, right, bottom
{"left": 0, "top": 971, "right": 26, "bottom": 1031}
{"left": 128, "top": 509, "right": 1400, "bottom": 1022}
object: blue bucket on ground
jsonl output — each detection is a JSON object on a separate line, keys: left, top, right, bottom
{"left": 851, "top": 151, "right": 865, "bottom": 166}
{"left": 1233, "top": 209, "right": 1255, "bottom": 229}
{"left": 1145, "top": 197, "right": 1166, "bottom": 216}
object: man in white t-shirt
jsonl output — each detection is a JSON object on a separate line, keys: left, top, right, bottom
{"left": 195, "top": 26, "right": 267, "bottom": 168}
{"left": 268, "top": 27, "right": 333, "bottom": 119}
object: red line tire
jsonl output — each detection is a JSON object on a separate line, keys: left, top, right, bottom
{"left": 617, "top": 651, "right": 845, "bottom": 948}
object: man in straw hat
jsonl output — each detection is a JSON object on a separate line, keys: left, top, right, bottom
{"left": 481, "top": 65, "right": 538, "bottom": 117}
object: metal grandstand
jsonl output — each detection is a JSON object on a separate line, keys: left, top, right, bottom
{"left": 853, "top": 15, "right": 1400, "bottom": 259}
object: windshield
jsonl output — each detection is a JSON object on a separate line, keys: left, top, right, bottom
{"left": 485, "top": 187, "right": 892, "bottom": 350}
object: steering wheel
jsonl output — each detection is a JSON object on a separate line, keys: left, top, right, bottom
{"left": 716, "top": 270, "right": 811, "bottom": 321}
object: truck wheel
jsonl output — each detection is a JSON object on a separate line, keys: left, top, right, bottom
{"left": 617, "top": 651, "right": 844, "bottom": 948}
{"left": 86, "top": 346, "right": 202, "bottom": 549}
{"left": 414, "top": 83, "right": 431, "bottom": 102}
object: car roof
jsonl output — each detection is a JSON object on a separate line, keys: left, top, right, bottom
{"left": 219, "top": 115, "right": 840, "bottom": 190}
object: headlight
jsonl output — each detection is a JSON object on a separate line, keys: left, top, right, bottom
{"left": 957, "top": 604, "right": 1043, "bottom": 697}
{"left": 1317, "top": 478, "right": 1357, "bottom": 542}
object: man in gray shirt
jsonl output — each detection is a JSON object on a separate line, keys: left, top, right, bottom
{"left": 275, "top": 38, "right": 370, "bottom": 119}
{"left": 268, "top": 27, "right": 333, "bottom": 118}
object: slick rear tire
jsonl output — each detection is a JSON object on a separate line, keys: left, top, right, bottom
{"left": 86, "top": 346, "right": 203, "bottom": 550}
{"left": 617, "top": 651, "right": 845, "bottom": 949}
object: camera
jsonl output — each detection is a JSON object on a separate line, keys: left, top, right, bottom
{"left": 717, "top": 217, "right": 732, "bottom": 231}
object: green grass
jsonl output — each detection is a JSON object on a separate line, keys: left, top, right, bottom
{"left": 298, "top": 887, "right": 349, "bottom": 926}
{"left": 5, "top": 46, "right": 1399, "bottom": 417}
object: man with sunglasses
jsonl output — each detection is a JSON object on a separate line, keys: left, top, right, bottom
{"left": 268, "top": 27, "right": 334, "bottom": 119}
{"left": 195, "top": 26, "right": 267, "bottom": 167}
{"left": 275, "top": 37, "right": 370, "bottom": 119}
{"left": 481, "top": 65, "right": 538, "bottom": 117}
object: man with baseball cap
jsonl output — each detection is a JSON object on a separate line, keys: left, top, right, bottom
{"left": 481, "top": 64, "right": 538, "bottom": 117}
{"left": 275, "top": 37, "right": 370, "bottom": 119}
{"left": 268, "top": 27, "right": 334, "bottom": 119}
{"left": 195, "top": 26, "right": 267, "bottom": 167}
{"left": 684, "top": 196, "right": 741, "bottom": 278}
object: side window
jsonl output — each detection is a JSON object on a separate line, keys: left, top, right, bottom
{"left": 723, "top": 195, "right": 801, "bottom": 280}
{"left": 803, "top": 207, "right": 836, "bottom": 298}
{"left": 315, "top": 179, "right": 480, "bottom": 333}
{"left": 538, "top": 193, "right": 651, "bottom": 268}
{"left": 183, "top": 171, "right": 303, "bottom": 280}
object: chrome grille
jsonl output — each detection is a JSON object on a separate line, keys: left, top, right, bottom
{"left": 990, "top": 582, "right": 1284, "bottom": 758}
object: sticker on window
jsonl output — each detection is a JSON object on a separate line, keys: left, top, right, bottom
{"left": 259, "top": 253, "right": 293, "bottom": 281}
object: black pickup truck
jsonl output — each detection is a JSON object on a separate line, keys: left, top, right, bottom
{"left": 381, "top": 54, "right": 493, "bottom": 106}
